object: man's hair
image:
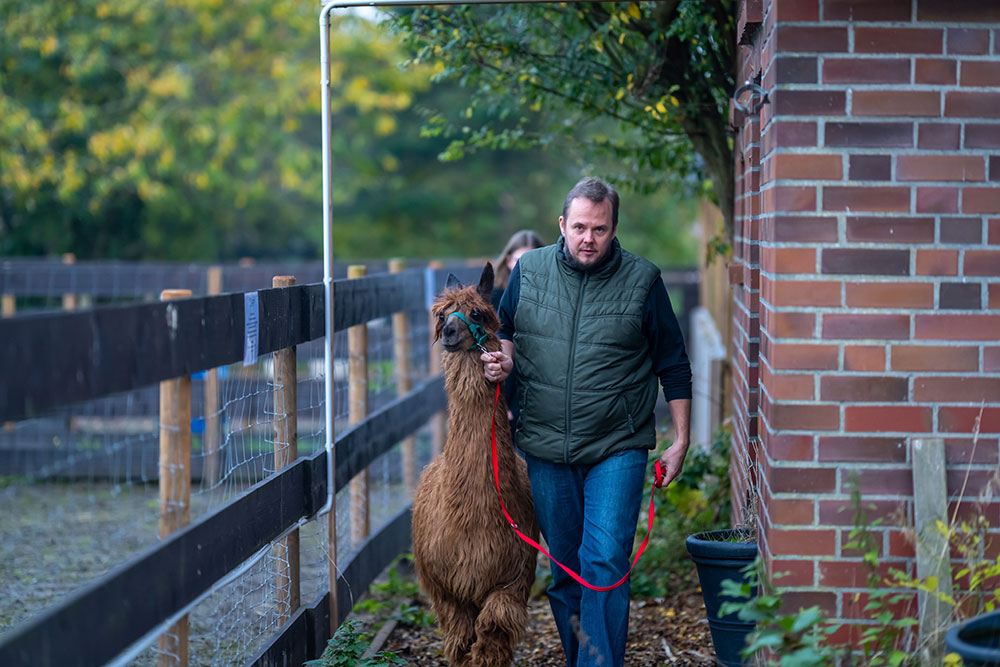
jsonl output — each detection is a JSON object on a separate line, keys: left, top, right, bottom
{"left": 561, "top": 177, "right": 619, "bottom": 230}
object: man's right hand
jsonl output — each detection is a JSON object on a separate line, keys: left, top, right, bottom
{"left": 481, "top": 350, "right": 512, "bottom": 383}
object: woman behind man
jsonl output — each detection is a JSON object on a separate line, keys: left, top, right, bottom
{"left": 491, "top": 230, "right": 545, "bottom": 437}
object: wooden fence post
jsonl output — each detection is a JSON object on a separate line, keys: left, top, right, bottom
{"left": 912, "top": 438, "right": 954, "bottom": 660}
{"left": 348, "top": 265, "right": 370, "bottom": 546}
{"left": 272, "top": 275, "right": 300, "bottom": 623}
{"left": 389, "top": 259, "right": 417, "bottom": 496}
{"left": 428, "top": 260, "right": 444, "bottom": 458}
{"left": 203, "top": 266, "right": 223, "bottom": 486}
{"left": 158, "top": 288, "right": 192, "bottom": 667}
{"left": 61, "top": 253, "right": 76, "bottom": 311}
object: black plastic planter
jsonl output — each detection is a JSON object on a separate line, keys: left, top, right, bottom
{"left": 686, "top": 529, "right": 758, "bottom": 667}
{"left": 945, "top": 610, "right": 1000, "bottom": 667}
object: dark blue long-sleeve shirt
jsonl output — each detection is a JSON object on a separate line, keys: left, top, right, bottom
{"left": 497, "top": 261, "right": 693, "bottom": 403}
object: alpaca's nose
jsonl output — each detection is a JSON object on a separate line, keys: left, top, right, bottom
{"left": 442, "top": 322, "right": 457, "bottom": 338}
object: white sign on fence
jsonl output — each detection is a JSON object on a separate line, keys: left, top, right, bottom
{"left": 243, "top": 291, "right": 259, "bottom": 367}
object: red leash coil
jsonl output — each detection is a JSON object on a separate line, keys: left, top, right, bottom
{"left": 488, "top": 382, "right": 662, "bottom": 592}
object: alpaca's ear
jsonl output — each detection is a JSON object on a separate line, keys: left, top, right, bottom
{"left": 445, "top": 272, "right": 462, "bottom": 290}
{"left": 477, "top": 262, "right": 494, "bottom": 302}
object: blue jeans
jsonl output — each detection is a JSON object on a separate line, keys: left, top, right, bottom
{"left": 525, "top": 448, "right": 648, "bottom": 667}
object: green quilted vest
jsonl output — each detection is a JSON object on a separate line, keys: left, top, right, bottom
{"left": 513, "top": 238, "right": 660, "bottom": 464}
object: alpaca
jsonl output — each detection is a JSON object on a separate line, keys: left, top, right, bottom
{"left": 412, "top": 262, "right": 539, "bottom": 667}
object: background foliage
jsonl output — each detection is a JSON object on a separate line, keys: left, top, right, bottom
{"left": 1, "top": 0, "right": 703, "bottom": 266}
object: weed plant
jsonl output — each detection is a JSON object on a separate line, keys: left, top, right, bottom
{"left": 631, "top": 424, "right": 734, "bottom": 597}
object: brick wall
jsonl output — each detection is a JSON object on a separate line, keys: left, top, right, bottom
{"left": 732, "top": 0, "right": 1000, "bottom": 623}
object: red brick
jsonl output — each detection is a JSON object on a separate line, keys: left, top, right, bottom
{"left": 917, "top": 123, "right": 961, "bottom": 150}
{"left": 915, "top": 249, "right": 958, "bottom": 276}
{"left": 772, "top": 154, "right": 842, "bottom": 181}
{"left": 991, "top": 219, "right": 1000, "bottom": 244}
{"left": 888, "top": 529, "right": 916, "bottom": 558}
{"left": 768, "top": 280, "right": 840, "bottom": 306}
{"left": 773, "top": 0, "right": 818, "bottom": 20}
{"left": 844, "top": 345, "right": 885, "bottom": 372}
{"left": 821, "top": 375, "right": 908, "bottom": 402}
{"left": 825, "top": 122, "right": 913, "bottom": 148}
{"left": 842, "top": 591, "right": 918, "bottom": 620}
{"left": 772, "top": 56, "right": 818, "bottom": 85}
{"left": 846, "top": 406, "right": 932, "bottom": 433}
{"left": 782, "top": 591, "right": 838, "bottom": 616}
{"left": 946, "top": 92, "right": 1000, "bottom": 118}
{"left": 949, "top": 28, "right": 991, "bottom": 55}
{"left": 898, "top": 155, "right": 985, "bottom": 182}
{"left": 852, "top": 91, "right": 940, "bottom": 117}
{"left": 845, "top": 282, "right": 933, "bottom": 308}
{"left": 823, "top": 0, "right": 911, "bottom": 20}
{"left": 948, "top": 469, "right": 1000, "bottom": 498}
{"left": 765, "top": 185, "right": 817, "bottom": 212}
{"left": 991, "top": 284, "right": 1000, "bottom": 309}
{"left": 768, "top": 464, "right": 838, "bottom": 492}
{"left": 845, "top": 217, "right": 934, "bottom": 243}
{"left": 822, "top": 249, "right": 910, "bottom": 276}
{"left": 964, "top": 250, "right": 1000, "bottom": 276}
{"left": 823, "top": 186, "right": 910, "bottom": 213}
{"left": 845, "top": 466, "right": 917, "bottom": 494}
{"left": 769, "top": 343, "right": 839, "bottom": 370}
{"left": 819, "top": 561, "right": 897, "bottom": 588}
{"left": 991, "top": 156, "right": 1000, "bottom": 181}
{"left": 823, "top": 58, "right": 910, "bottom": 84}
{"left": 855, "top": 27, "right": 943, "bottom": 54}
{"left": 771, "top": 120, "right": 817, "bottom": 147}
{"left": 915, "top": 313, "right": 1000, "bottom": 340}
{"left": 966, "top": 124, "right": 1000, "bottom": 150}
{"left": 986, "top": 346, "right": 1000, "bottom": 372}
{"left": 773, "top": 90, "right": 846, "bottom": 116}
{"left": 891, "top": 344, "right": 979, "bottom": 372}
{"left": 769, "top": 499, "right": 815, "bottom": 528}
{"left": 766, "top": 432, "right": 815, "bottom": 461}
{"left": 823, "top": 313, "right": 910, "bottom": 339}
{"left": 938, "top": 407, "right": 1000, "bottom": 434}
{"left": 918, "top": 0, "right": 1000, "bottom": 22}
{"left": 768, "top": 215, "right": 839, "bottom": 243}
{"left": 761, "top": 247, "right": 817, "bottom": 274}
{"left": 940, "top": 282, "right": 982, "bottom": 309}
{"left": 818, "top": 437, "right": 906, "bottom": 463}
{"left": 764, "top": 369, "right": 814, "bottom": 400}
{"left": 915, "top": 58, "right": 957, "bottom": 85}
{"left": 914, "top": 377, "right": 1000, "bottom": 403}
{"left": 965, "top": 189, "right": 1000, "bottom": 215}
{"left": 769, "top": 312, "right": 816, "bottom": 339}
{"left": 944, "top": 437, "right": 1000, "bottom": 464}
{"left": 848, "top": 154, "right": 890, "bottom": 181}
{"left": 917, "top": 186, "right": 958, "bottom": 213}
{"left": 769, "top": 528, "right": 837, "bottom": 557}
{"left": 776, "top": 25, "right": 848, "bottom": 53}
{"left": 961, "top": 61, "right": 1000, "bottom": 87}
{"left": 941, "top": 217, "right": 983, "bottom": 244}
{"left": 769, "top": 559, "right": 814, "bottom": 586}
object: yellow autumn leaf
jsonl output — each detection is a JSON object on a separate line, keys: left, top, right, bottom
{"left": 628, "top": 3, "right": 641, "bottom": 19}
{"left": 40, "top": 36, "right": 58, "bottom": 56}
{"left": 655, "top": 101, "right": 667, "bottom": 113}
{"left": 615, "top": 88, "right": 625, "bottom": 100}
{"left": 670, "top": 95, "right": 680, "bottom": 107}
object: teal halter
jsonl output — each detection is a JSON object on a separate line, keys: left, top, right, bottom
{"left": 447, "top": 311, "right": 488, "bottom": 352}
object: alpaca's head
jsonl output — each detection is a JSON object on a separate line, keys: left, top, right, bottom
{"left": 431, "top": 263, "right": 501, "bottom": 354}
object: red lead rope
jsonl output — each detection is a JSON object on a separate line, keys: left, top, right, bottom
{"left": 488, "top": 382, "right": 663, "bottom": 592}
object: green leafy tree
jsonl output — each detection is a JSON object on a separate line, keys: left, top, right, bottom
{"left": 0, "top": 0, "right": 429, "bottom": 259}
{"left": 387, "top": 0, "right": 736, "bottom": 236}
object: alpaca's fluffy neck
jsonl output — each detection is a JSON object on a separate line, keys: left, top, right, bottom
{"left": 440, "top": 345, "right": 518, "bottom": 479}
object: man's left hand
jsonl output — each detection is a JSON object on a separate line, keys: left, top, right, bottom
{"left": 655, "top": 440, "right": 689, "bottom": 488}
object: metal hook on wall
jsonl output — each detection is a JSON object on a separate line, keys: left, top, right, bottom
{"left": 733, "top": 81, "right": 769, "bottom": 117}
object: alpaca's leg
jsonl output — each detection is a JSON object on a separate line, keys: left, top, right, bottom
{"left": 435, "top": 596, "right": 478, "bottom": 666}
{"left": 466, "top": 587, "right": 529, "bottom": 667}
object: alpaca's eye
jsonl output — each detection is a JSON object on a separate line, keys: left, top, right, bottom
{"left": 469, "top": 310, "right": 482, "bottom": 322}
{"left": 438, "top": 313, "right": 445, "bottom": 322}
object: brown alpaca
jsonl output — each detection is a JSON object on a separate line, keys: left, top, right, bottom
{"left": 412, "top": 262, "right": 539, "bottom": 667}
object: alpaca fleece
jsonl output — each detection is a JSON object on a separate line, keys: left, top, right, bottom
{"left": 412, "top": 264, "right": 539, "bottom": 667}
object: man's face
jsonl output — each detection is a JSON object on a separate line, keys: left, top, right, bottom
{"left": 559, "top": 197, "right": 616, "bottom": 269}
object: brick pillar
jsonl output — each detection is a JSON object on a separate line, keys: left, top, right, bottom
{"left": 746, "top": 0, "right": 1000, "bottom": 628}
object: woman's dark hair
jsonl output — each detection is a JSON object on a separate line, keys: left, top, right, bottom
{"left": 495, "top": 229, "right": 544, "bottom": 290}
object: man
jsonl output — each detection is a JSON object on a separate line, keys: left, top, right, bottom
{"left": 482, "top": 177, "right": 692, "bottom": 667}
